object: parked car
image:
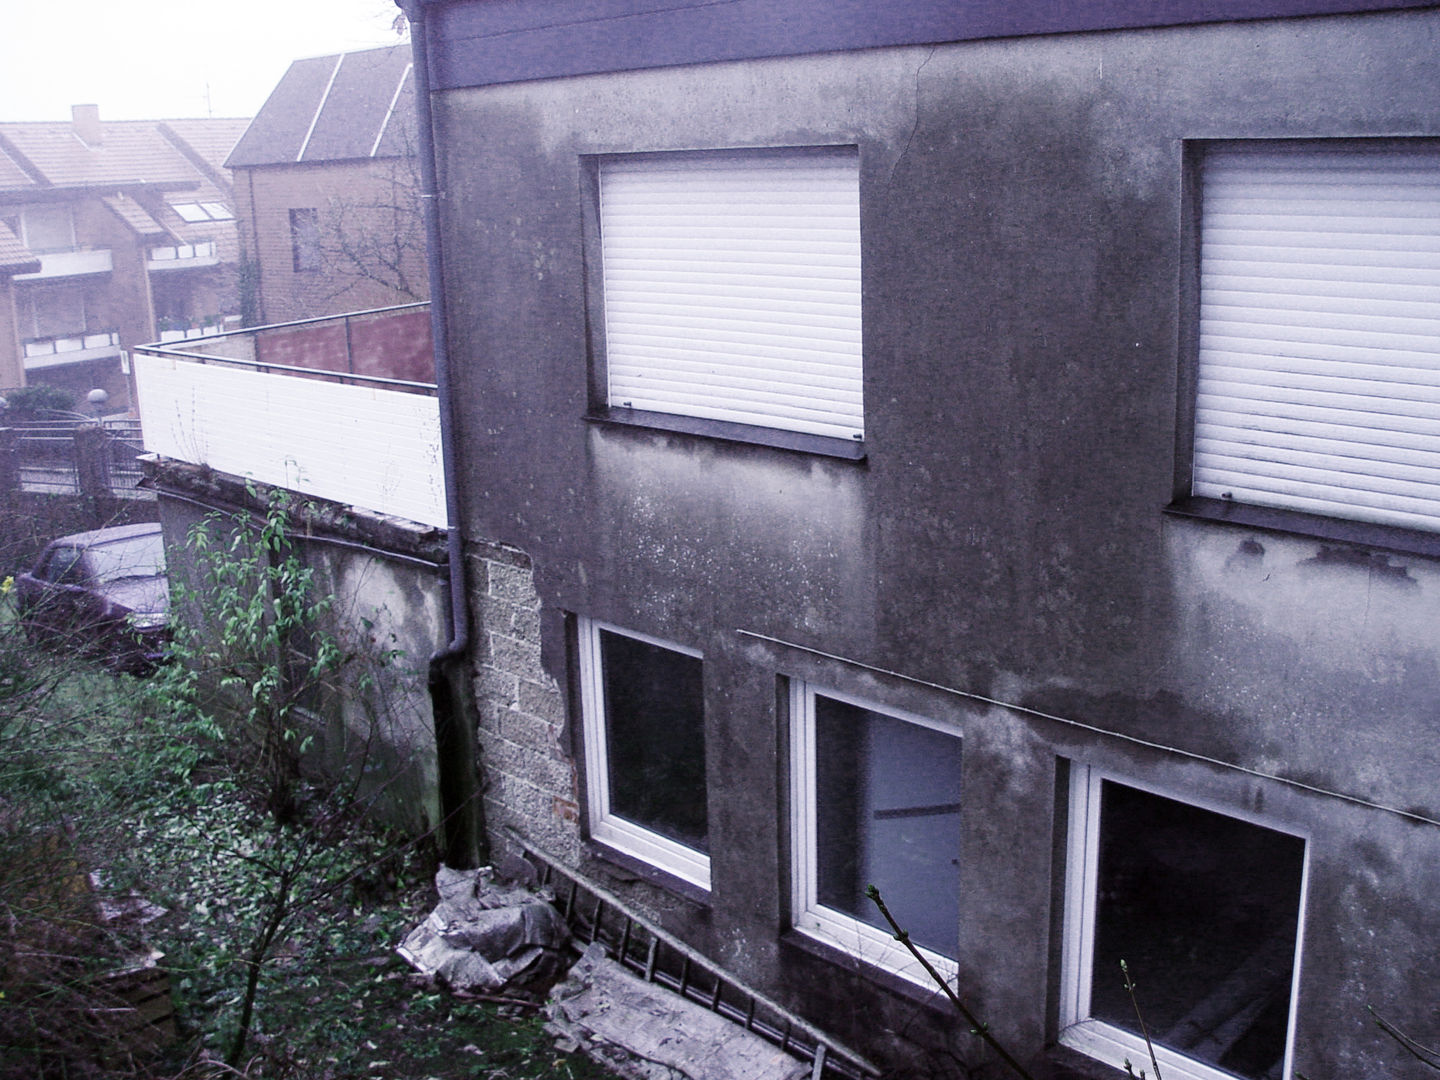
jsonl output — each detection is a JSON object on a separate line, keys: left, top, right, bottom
{"left": 15, "top": 522, "right": 170, "bottom": 673}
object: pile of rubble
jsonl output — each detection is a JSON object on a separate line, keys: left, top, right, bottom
{"left": 398, "top": 866, "right": 813, "bottom": 1080}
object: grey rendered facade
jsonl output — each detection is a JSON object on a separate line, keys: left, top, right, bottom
{"left": 411, "top": 3, "right": 1440, "bottom": 1076}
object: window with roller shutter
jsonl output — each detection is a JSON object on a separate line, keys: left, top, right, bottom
{"left": 595, "top": 146, "right": 863, "bottom": 444}
{"left": 1192, "top": 141, "right": 1440, "bottom": 534}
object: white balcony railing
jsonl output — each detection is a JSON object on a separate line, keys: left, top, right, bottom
{"left": 22, "top": 330, "right": 123, "bottom": 368}
{"left": 132, "top": 305, "right": 443, "bottom": 528}
{"left": 157, "top": 316, "right": 235, "bottom": 343}
{"left": 14, "top": 249, "right": 114, "bottom": 280}
{"left": 148, "top": 241, "right": 219, "bottom": 270}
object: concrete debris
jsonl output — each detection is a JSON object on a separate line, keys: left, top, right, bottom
{"left": 545, "top": 945, "right": 811, "bottom": 1080}
{"left": 397, "top": 865, "right": 570, "bottom": 993}
{"left": 89, "top": 871, "right": 168, "bottom": 925}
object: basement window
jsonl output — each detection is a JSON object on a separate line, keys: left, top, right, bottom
{"left": 1060, "top": 769, "right": 1308, "bottom": 1080}
{"left": 577, "top": 619, "right": 709, "bottom": 890}
{"left": 790, "top": 683, "right": 962, "bottom": 984}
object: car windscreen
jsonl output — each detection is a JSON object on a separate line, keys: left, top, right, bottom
{"left": 86, "top": 533, "right": 166, "bottom": 584}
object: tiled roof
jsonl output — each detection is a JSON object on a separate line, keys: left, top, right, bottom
{"left": 0, "top": 220, "right": 40, "bottom": 274}
{"left": 0, "top": 115, "right": 248, "bottom": 192}
{"left": 227, "top": 44, "right": 414, "bottom": 168}
{"left": 157, "top": 118, "right": 250, "bottom": 174}
{"left": 0, "top": 143, "right": 39, "bottom": 189}
{"left": 161, "top": 193, "right": 238, "bottom": 243}
{"left": 102, "top": 193, "right": 169, "bottom": 239}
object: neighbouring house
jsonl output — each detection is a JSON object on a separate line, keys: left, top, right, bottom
{"left": 226, "top": 44, "right": 428, "bottom": 328}
{"left": 0, "top": 106, "right": 248, "bottom": 412}
{"left": 389, "top": 0, "right": 1440, "bottom": 1077}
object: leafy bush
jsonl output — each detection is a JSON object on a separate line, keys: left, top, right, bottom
{"left": 1, "top": 384, "right": 77, "bottom": 421}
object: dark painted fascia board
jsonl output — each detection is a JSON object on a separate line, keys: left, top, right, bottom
{"left": 419, "top": 0, "right": 1439, "bottom": 91}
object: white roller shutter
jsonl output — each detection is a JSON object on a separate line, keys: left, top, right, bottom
{"left": 599, "top": 148, "right": 863, "bottom": 441}
{"left": 1194, "top": 142, "right": 1440, "bottom": 532}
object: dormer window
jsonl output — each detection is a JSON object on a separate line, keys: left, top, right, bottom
{"left": 171, "top": 202, "right": 233, "bottom": 223}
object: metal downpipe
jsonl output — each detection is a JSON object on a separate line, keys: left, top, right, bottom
{"left": 403, "top": 0, "right": 484, "bottom": 869}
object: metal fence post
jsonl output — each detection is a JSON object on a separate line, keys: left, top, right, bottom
{"left": 73, "top": 423, "right": 111, "bottom": 499}
{"left": 0, "top": 428, "right": 17, "bottom": 495}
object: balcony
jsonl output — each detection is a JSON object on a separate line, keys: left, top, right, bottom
{"left": 13, "top": 249, "right": 114, "bottom": 281}
{"left": 156, "top": 314, "right": 240, "bottom": 343}
{"left": 132, "top": 303, "right": 442, "bottom": 528}
{"left": 147, "top": 241, "right": 219, "bottom": 271}
{"left": 23, "top": 330, "right": 123, "bottom": 369}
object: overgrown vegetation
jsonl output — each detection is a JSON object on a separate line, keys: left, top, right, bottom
{"left": 0, "top": 496, "right": 614, "bottom": 1080}
{"left": 0, "top": 383, "right": 77, "bottom": 419}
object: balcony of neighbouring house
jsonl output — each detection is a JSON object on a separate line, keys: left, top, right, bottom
{"left": 147, "top": 241, "right": 219, "bottom": 271}
{"left": 13, "top": 249, "right": 114, "bottom": 281}
{"left": 131, "top": 302, "right": 442, "bottom": 528}
{"left": 23, "top": 330, "right": 123, "bottom": 368}
{"left": 156, "top": 314, "right": 241, "bottom": 342}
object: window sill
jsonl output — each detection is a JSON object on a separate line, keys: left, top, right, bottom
{"left": 585, "top": 407, "right": 867, "bottom": 462}
{"left": 1033, "top": 1044, "right": 1134, "bottom": 1080}
{"left": 581, "top": 838, "right": 712, "bottom": 909}
{"left": 778, "top": 928, "right": 954, "bottom": 1014}
{"left": 1164, "top": 497, "right": 1440, "bottom": 560}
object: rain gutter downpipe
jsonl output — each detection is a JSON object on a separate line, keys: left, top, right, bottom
{"left": 403, "top": 0, "right": 484, "bottom": 869}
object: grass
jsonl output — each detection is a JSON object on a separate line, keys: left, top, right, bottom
{"left": 0, "top": 622, "right": 618, "bottom": 1080}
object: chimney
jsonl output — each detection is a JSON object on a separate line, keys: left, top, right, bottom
{"left": 72, "top": 104, "right": 101, "bottom": 147}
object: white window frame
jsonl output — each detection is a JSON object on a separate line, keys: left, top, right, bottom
{"left": 577, "top": 617, "right": 710, "bottom": 891}
{"left": 596, "top": 146, "right": 864, "bottom": 442}
{"left": 789, "top": 681, "right": 962, "bottom": 987}
{"left": 1059, "top": 765, "right": 1309, "bottom": 1080}
{"left": 1192, "top": 140, "right": 1440, "bottom": 533}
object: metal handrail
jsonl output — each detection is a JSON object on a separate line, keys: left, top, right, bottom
{"left": 133, "top": 302, "right": 436, "bottom": 393}
{"left": 132, "top": 346, "right": 436, "bottom": 393}
{"left": 142, "top": 300, "right": 429, "bottom": 343}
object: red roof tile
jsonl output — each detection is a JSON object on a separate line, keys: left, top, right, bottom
{"left": 158, "top": 118, "right": 250, "bottom": 174}
{"left": 0, "top": 115, "right": 249, "bottom": 192}
{"left": 0, "top": 143, "right": 37, "bottom": 189}
{"left": 102, "top": 193, "right": 169, "bottom": 239}
{"left": 0, "top": 220, "right": 40, "bottom": 274}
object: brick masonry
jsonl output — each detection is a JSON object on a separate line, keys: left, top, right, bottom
{"left": 467, "top": 541, "right": 582, "bottom": 865}
{"left": 232, "top": 159, "right": 427, "bottom": 325}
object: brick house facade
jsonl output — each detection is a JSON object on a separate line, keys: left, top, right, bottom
{"left": 226, "top": 45, "right": 427, "bottom": 326}
{"left": 0, "top": 106, "right": 246, "bottom": 411}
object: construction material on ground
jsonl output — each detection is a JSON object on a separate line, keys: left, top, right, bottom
{"left": 547, "top": 944, "right": 811, "bottom": 1080}
{"left": 514, "top": 835, "right": 877, "bottom": 1080}
{"left": 397, "top": 865, "right": 570, "bottom": 993}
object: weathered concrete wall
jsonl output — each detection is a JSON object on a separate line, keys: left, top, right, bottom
{"left": 430, "top": 8, "right": 1440, "bottom": 1076}
{"left": 150, "top": 462, "right": 447, "bottom": 834}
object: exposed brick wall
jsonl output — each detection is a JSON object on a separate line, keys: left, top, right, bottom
{"left": 467, "top": 541, "right": 582, "bottom": 866}
{"left": 236, "top": 159, "right": 428, "bottom": 325}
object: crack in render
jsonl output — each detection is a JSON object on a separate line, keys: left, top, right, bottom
{"left": 889, "top": 46, "right": 937, "bottom": 187}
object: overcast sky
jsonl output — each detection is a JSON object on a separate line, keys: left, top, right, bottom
{"left": 2, "top": 0, "right": 408, "bottom": 123}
